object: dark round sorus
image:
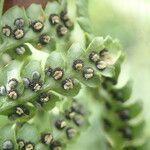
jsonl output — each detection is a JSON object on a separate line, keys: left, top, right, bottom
{"left": 89, "top": 51, "right": 100, "bottom": 62}
{"left": 96, "top": 60, "right": 107, "bottom": 70}
{"left": 111, "top": 90, "right": 124, "bottom": 102}
{"left": 60, "top": 11, "right": 69, "bottom": 21}
{"left": 39, "top": 34, "right": 51, "bottom": 45}
{"left": 100, "top": 48, "right": 112, "bottom": 64}
{"left": 50, "top": 141, "right": 62, "bottom": 150}
{"left": 64, "top": 19, "right": 74, "bottom": 29}
{"left": 17, "top": 139, "right": 25, "bottom": 149}
{"left": 71, "top": 100, "right": 80, "bottom": 110}
{"left": 7, "top": 90, "right": 18, "bottom": 100}
{"left": 83, "top": 67, "right": 94, "bottom": 80}
{"left": 99, "top": 49, "right": 109, "bottom": 57}
{"left": 103, "top": 118, "right": 112, "bottom": 130}
{"left": 2, "top": 140, "right": 14, "bottom": 150}
{"left": 29, "top": 80, "right": 42, "bottom": 92}
{"left": 41, "top": 133, "right": 53, "bottom": 145}
{"left": 117, "top": 109, "right": 130, "bottom": 120}
{"left": 31, "top": 20, "right": 44, "bottom": 32}
{"left": 73, "top": 115, "right": 84, "bottom": 126}
{"left": 38, "top": 93, "right": 50, "bottom": 104}
{"left": 14, "top": 18, "right": 25, "bottom": 28}
{"left": 49, "top": 14, "right": 60, "bottom": 25}
{"left": 15, "top": 46, "right": 26, "bottom": 55}
{"left": 55, "top": 120, "right": 67, "bottom": 130}
{"left": 8, "top": 78, "right": 18, "bottom": 89}
{"left": 13, "top": 28, "right": 25, "bottom": 40}
{"left": 118, "top": 126, "right": 133, "bottom": 140}
{"left": 32, "top": 71, "right": 41, "bottom": 81}
{"left": 71, "top": 101, "right": 84, "bottom": 115}
{"left": 73, "top": 59, "right": 84, "bottom": 71}
{"left": 15, "top": 105, "right": 29, "bottom": 117}
{"left": 65, "top": 110, "right": 76, "bottom": 120}
{"left": 15, "top": 106, "right": 25, "bottom": 116}
{"left": 2, "top": 25, "right": 12, "bottom": 37}
{"left": 62, "top": 78, "right": 74, "bottom": 90}
{"left": 45, "top": 66, "right": 53, "bottom": 77}
{"left": 52, "top": 68, "right": 64, "bottom": 80}
{"left": 57, "top": 25, "right": 68, "bottom": 36}
{"left": 24, "top": 142, "right": 35, "bottom": 150}
{"left": 66, "top": 127, "right": 77, "bottom": 139}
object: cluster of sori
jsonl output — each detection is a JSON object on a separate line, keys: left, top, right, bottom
{"left": 72, "top": 48, "right": 112, "bottom": 81}
{"left": 45, "top": 65, "right": 74, "bottom": 91}
{"left": 1, "top": 99, "right": 88, "bottom": 150}
{"left": 1, "top": 1, "right": 74, "bottom": 54}
{"left": 89, "top": 48, "right": 114, "bottom": 72}
{"left": 101, "top": 79, "right": 146, "bottom": 150}
{"left": 0, "top": 78, "right": 18, "bottom": 100}
{"left": 23, "top": 71, "right": 42, "bottom": 92}
{"left": 39, "top": 42, "right": 114, "bottom": 93}
{"left": 0, "top": 36, "right": 120, "bottom": 120}
{"left": 2, "top": 18, "right": 25, "bottom": 40}
{"left": 0, "top": 5, "right": 123, "bottom": 147}
{"left": 52, "top": 11, "right": 74, "bottom": 36}
{"left": 0, "top": 71, "right": 42, "bottom": 102}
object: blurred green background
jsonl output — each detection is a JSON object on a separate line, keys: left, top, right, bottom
{"left": 90, "top": 0, "right": 150, "bottom": 125}
{"left": 67, "top": 0, "right": 150, "bottom": 149}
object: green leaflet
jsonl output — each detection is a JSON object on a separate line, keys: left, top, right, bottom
{"left": 6, "top": 44, "right": 32, "bottom": 60}
{"left": 0, "top": 58, "right": 58, "bottom": 117}
{"left": 44, "top": 51, "right": 81, "bottom": 96}
{"left": 0, "top": 98, "right": 90, "bottom": 149}
{"left": 26, "top": 3, "right": 56, "bottom": 51}
{"left": 75, "top": 0, "right": 92, "bottom": 33}
{"left": 101, "top": 79, "right": 146, "bottom": 149}
{"left": 76, "top": 0, "right": 89, "bottom": 17}
{"left": 86, "top": 36, "right": 123, "bottom": 78}
{"left": 66, "top": 42, "right": 102, "bottom": 88}
{"left": 0, "top": 6, "right": 30, "bottom": 53}
{"left": 17, "top": 123, "right": 40, "bottom": 144}
{"left": 0, "top": 1, "right": 73, "bottom": 55}
{"left": 0, "top": 115, "right": 10, "bottom": 128}
{"left": 77, "top": 17, "right": 92, "bottom": 34}
{"left": 0, "top": 36, "right": 123, "bottom": 118}
{"left": 0, "top": 124, "right": 17, "bottom": 150}
{"left": 21, "top": 60, "right": 42, "bottom": 79}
